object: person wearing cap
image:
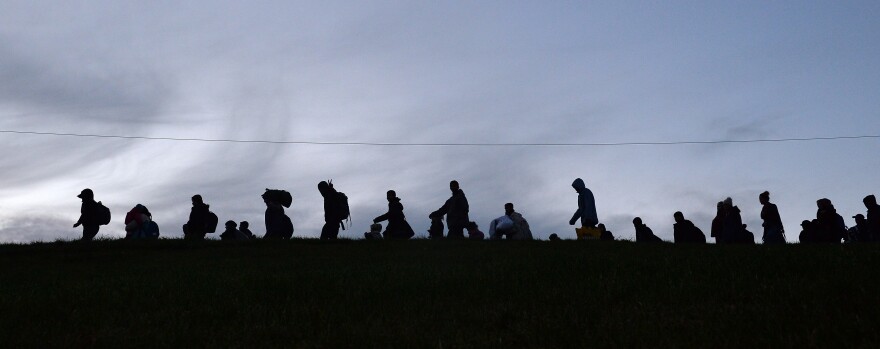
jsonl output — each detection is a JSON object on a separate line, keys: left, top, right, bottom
{"left": 850, "top": 214, "right": 871, "bottom": 242}
{"left": 73, "top": 188, "right": 101, "bottom": 241}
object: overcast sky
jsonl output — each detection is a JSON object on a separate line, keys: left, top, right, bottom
{"left": 1, "top": 1, "right": 878, "bottom": 243}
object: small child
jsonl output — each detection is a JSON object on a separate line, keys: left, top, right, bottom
{"left": 239, "top": 221, "right": 256, "bottom": 239}
{"left": 466, "top": 221, "right": 484, "bottom": 240}
{"left": 428, "top": 214, "right": 444, "bottom": 239}
{"left": 364, "top": 223, "right": 383, "bottom": 240}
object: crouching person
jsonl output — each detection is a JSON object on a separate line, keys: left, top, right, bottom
{"left": 220, "top": 221, "right": 249, "bottom": 241}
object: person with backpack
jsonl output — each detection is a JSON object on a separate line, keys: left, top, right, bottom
{"left": 318, "top": 181, "right": 349, "bottom": 240}
{"left": 759, "top": 191, "right": 786, "bottom": 244}
{"left": 721, "top": 198, "right": 744, "bottom": 243}
{"left": 673, "top": 211, "right": 706, "bottom": 244}
{"left": 430, "top": 180, "right": 469, "bottom": 239}
{"left": 373, "top": 190, "right": 415, "bottom": 239}
{"left": 263, "top": 189, "right": 294, "bottom": 239}
{"left": 183, "top": 195, "right": 213, "bottom": 240}
{"left": 73, "top": 188, "right": 108, "bottom": 241}
{"left": 816, "top": 198, "right": 846, "bottom": 243}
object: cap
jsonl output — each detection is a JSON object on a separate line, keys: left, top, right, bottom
{"left": 77, "top": 188, "right": 93, "bottom": 198}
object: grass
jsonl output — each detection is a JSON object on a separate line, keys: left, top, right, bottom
{"left": 1, "top": 239, "right": 878, "bottom": 348}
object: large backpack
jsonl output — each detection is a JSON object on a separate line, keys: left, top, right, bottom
{"left": 143, "top": 220, "right": 160, "bottom": 239}
{"left": 205, "top": 211, "right": 219, "bottom": 233}
{"left": 95, "top": 202, "right": 111, "bottom": 226}
{"left": 264, "top": 189, "right": 292, "bottom": 208}
{"left": 333, "top": 191, "right": 350, "bottom": 229}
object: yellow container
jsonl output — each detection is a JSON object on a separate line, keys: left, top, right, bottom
{"left": 575, "top": 226, "right": 601, "bottom": 240}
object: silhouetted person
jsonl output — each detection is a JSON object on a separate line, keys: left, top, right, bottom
{"left": 430, "top": 180, "right": 469, "bottom": 239}
{"left": 491, "top": 203, "right": 533, "bottom": 240}
{"left": 220, "top": 220, "right": 249, "bottom": 241}
{"left": 673, "top": 211, "right": 706, "bottom": 244}
{"left": 816, "top": 198, "right": 845, "bottom": 243}
{"left": 710, "top": 202, "right": 724, "bottom": 243}
{"left": 183, "top": 195, "right": 211, "bottom": 240}
{"left": 428, "top": 214, "right": 444, "bottom": 239}
{"left": 73, "top": 188, "right": 101, "bottom": 241}
{"left": 847, "top": 214, "right": 870, "bottom": 243}
{"left": 124, "top": 204, "right": 155, "bottom": 239}
{"left": 598, "top": 223, "right": 614, "bottom": 241}
{"left": 759, "top": 191, "right": 786, "bottom": 244}
{"left": 318, "top": 181, "right": 345, "bottom": 240}
{"left": 263, "top": 190, "right": 293, "bottom": 239}
{"left": 374, "top": 190, "right": 415, "bottom": 239}
{"left": 365, "top": 223, "right": 383, "bottom": 240}
{"left": 799, "top": 220, "right": 820, "bottom": 243}
{"left": 239, "top": 221, "right": 255, "bottom": 240}
{"left": 569, "top": 178, "right": 598, "bottom": 228}
{"left": 864, "top": 195, "right": 880, "bottom": 242}
{"left": 721, "top": 198, "right": 744, "bottom": 244}
{"left": 548, "top": 233, "right": 561, "bottom": 241}
{"left": 633, "top": 217, "right": 662, "bottom": 243}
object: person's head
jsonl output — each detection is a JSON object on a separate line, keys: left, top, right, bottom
{"left": 240, "top": 221, "right": 249, "bottom": 229}
{"left": 192, "top": 195, "right": 203, "bottom": 205}
{"left": 466, "top": 221, "right": 478, "bottom": 231}
{"left": 449, "top": 180, "right": 459, "bottom": 193}
{"left": 549, "top": 233, "right": 561, "bottom": 241}
{"left": 723, "top": 197, "right": 733, "bottom": 209}
{"left": 673, "top": 211, "right": 684, "bottom": 223}
{"left": 572, "top": 178, "right": 585, "bottom": 193}
{"left": 386, "top": 190, "right": 397, "bottom": 201}
{"left": 801, "top": 220, "right": 812, "bottom": 229}
{"left": 77, "top": 188, "right": 94, "bottom": 201}
{"left": 633, "top": 217, "right": 642, "bottom": 226}
{"left": 759, "top": 191, "right": 770, "bottom": 205}
{"left": 817, "top": 198, "right": 833, "bottom": 210}
{"left": 716, "top": 201, "right": 724, "bottom": 214}
{"left": 598, "top": 223, "right": 606, "bottom": 232}
{"left": 864, "top": 195, "right": 877, "bottom": 207}
{"left": 854, "top": 214, "right": 867, "bottom": 224}
{"left": 225, "top": 220, "right": 237, "bottom": 229}
{"left": 504, "top": 203, "right": 514, "bottom": 215}
{"left": 318, "top": 181, "right": 330, "bottom": 191}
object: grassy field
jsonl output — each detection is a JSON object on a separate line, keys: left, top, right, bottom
{"left": 1, "top": 239, "right": 879, "bottom": 348}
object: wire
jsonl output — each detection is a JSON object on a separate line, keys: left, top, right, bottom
{"left": 1, "top": 129, "right": 878, "bottom": 147}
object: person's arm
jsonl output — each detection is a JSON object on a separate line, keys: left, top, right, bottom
{"left": 431, "top": 200, "right": 450, "bottom": 218}
{"left": 374, "top": 212, "right": 390, "bottom": 223}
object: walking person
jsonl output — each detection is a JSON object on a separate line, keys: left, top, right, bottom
{"left": 759, "top": 191, "right": 786, "bottom": 244}
{"left": 430, "top": 180, "right": 469, "bottom": 239}
{"left": 373, "top": 190, "right": 415, "bottom": 239}
{"left": 569, "top": 178, "right": 598, "bottom": 228}
{"left": 73, "top": 188, "right": 105, "bottom": 241}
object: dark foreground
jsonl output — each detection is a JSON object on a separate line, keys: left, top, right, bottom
{"left": 1, "top": 239, "right": 878, "bottom": 348}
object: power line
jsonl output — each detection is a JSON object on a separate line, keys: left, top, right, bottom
{"left": 0, "top": 129, "right": 878, "bottom": 147}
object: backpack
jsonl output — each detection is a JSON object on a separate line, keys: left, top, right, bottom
{"left": 264, "top": 189, "right": 293, "bottom": 208}
{"left": 96, "top": 202, "right": 111, "bottom": 226}
{"left": 331, "top": 191, "right": 350, "bottom": 229}
{"left": 281, "top": 214, "right": 294, "bottom": 239}
{"left": 205, "top": 211, "right": 219, "bottom": 233}
{"left": 143, "top": 220, "right": 160, "bottom": 239}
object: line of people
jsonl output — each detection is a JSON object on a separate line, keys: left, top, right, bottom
{"left": 72, "top": 179, "right": 880, "bottom": 244}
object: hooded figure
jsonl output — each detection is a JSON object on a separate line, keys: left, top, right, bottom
{"left": 569, "top": 178, "right": 598, "bottom": 227}
{"left": 263, "top": 190, "right": 292, "bottom": 239}
{"left": 721, "top": 198, "right": 743, "bottom": 243}
{"left": 374, "top": 190, "right": 415, "bottom": 239}
{"left": 431, "top": 180, "right": 470, "bottom": 239}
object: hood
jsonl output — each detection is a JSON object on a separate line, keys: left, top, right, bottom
{"left": 572, "top": 178, "right": 586, "bottom": 192}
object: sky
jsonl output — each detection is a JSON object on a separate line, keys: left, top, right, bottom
{"left": 0, "top": 1, "right": 878, "bottom": 243}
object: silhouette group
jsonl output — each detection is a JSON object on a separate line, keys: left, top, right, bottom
{"left": 74, "top": 179, "right": 880, "bottom": 244}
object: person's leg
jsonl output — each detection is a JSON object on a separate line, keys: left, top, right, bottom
{"left": 82, "top": 225, "right": 99, "bottom": 241}
{"left": 321, "top": 222, "right": 340, "bottom": 240}
{"left": 447, "top": 225, "right": 465, "bottom": 239}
